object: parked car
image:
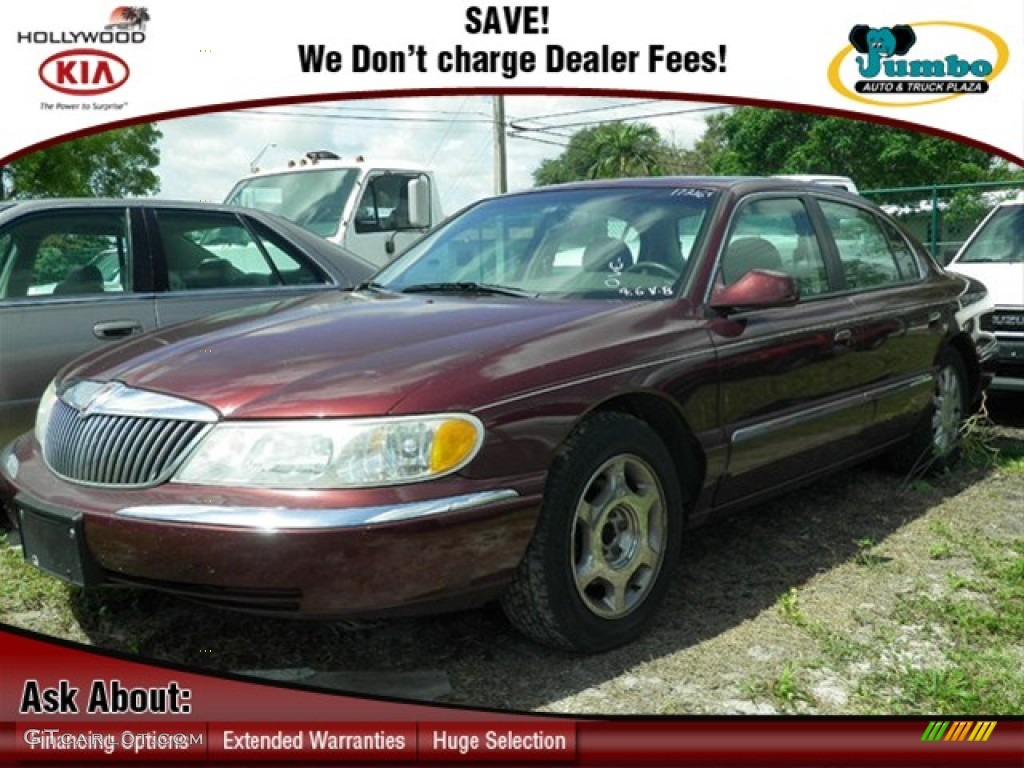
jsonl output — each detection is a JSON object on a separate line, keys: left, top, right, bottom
{"left": 945, "top": 196, "right": 1024, "bottom": 392}
{"left": 0, "top": 178, "right": 987, "bottom": 652}
{"left": 774, "top": 174, "right": 860, "bottom": 194}
{"left": 0, "top": 199, "right": 376, "bottom": 444}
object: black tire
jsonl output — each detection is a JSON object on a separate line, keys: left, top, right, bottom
{"left": 501, "top": 412, "right": 683, "bottom": 652}
{"left": 890, "top": 349, "right": 969, "bottom": 476}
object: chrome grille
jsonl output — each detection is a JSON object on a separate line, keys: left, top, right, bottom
{"left": 44, "top": 399, "right": 207, "bottom": 487}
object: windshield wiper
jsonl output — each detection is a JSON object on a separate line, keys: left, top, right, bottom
{"left": 400, "top": 281, "right": 535, "bottom": 298}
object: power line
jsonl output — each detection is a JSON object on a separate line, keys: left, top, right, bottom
{"left": 508, "top": 133, "right": 570, "bottom": 148}
{"left": 426, "top": 96, "right": 473, "bottom": 166}
{"left": 444, "top": 135, "right": 494, "bottom": 205}
{"left": 516, "top": 104, "right": 730, "bottom": 133}
{"left": 291, "top": 103, "right": 490, "bottom": 117}
{"left": 234, "top": 108, "right": 494, "bottom": 125}
{"left": 511, "top": 98, "right": 664, "bottom": 124}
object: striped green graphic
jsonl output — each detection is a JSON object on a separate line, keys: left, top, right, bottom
{"left": 922, "top": 721, "right": 997, "bottom": 742}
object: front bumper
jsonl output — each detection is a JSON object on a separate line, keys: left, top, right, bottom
{"left": 1, "top": 436, "right": 543, "bottom": 618}
{"left": 989, "top": 336, "right": 1024, "bottom": 393}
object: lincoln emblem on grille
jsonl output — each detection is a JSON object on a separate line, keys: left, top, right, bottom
{"left": 78, "top": 381, "right": 126, "bottom": 419}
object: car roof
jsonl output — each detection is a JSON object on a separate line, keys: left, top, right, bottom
{"left": 0, "top": 198, "right": 252, "bottom": 216}
{"left": 500, "top": 176, "right": 866, "bottom": 200}
{"left": 994, "top": 194, "right": 1024, "bottom": 208}
{"left": 0, "top": 196, "right": 377, "bottom": 274}
{"left": 0, "top": 197, "right": 333, "bottom": 239}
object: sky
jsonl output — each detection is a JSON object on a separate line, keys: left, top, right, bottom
{"left": 155, "top": 96, "right": 728, "bottom": 214}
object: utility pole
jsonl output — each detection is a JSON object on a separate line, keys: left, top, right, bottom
{"left": 493, "top": 95, "right": 508, "bottom": 195}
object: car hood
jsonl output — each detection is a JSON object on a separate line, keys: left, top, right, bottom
{"left": 947, "top": 262, "right": 1024, "bottom": 307}
{"left": 62, "top": 290, "right": 670, "bottom": 419}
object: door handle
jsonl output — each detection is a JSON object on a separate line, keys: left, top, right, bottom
{"left": 834, "top": 328, "right": 853, "bottom": 348}
{"left": 93, "top": 320, "right": 143, "bottom": 339}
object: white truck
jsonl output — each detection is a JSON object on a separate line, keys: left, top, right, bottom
{"left": 224, "top": 151, "right": 444, "bottom": 267}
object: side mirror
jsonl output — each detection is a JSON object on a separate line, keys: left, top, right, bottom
{"left": 708, "top": 269, "right": 800, "bottom": 314}
{"left": 407, "top": 177, "right": 431, "bottom": 229}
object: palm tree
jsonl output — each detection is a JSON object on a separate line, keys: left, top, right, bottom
{"left": 120, "top": 7, "right": 150, "bottom": 29}
{"left": 586, "top": 123, "right": 666, "bottom": 179}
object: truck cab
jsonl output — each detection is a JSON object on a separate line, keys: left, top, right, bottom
{"left": 225, "top": 151, "right": 443, "bottom": 268}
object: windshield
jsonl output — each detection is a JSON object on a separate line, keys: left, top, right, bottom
{"left": 376, "top": 186, "right": 717, "bottom": 299}
{"left": 225, "top": 168, "right": 359, "bottom": 238}
{"left": 957, "top": 205, "right": 1024, "bottom": 264}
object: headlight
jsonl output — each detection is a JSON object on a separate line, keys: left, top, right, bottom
{"left": 173, "top": 414, "right": 484, "bottom": 488}
{"left": 959, "top": 289, "right": 987, "bottom": 309}
{"left": 958, "top": 276, "right": 989, "bottom": 309}
{"left": 34, "top": 379, "right": 59, "bottom": 451}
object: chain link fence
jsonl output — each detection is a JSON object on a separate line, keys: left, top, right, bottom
{"left": 861, "top": 180, "right": 1024, "bottom": 265}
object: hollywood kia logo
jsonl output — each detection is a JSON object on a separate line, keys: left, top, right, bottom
{"left": 828, "top": 21, "right": 1008, "bottom": 107}
{"left": 21, "top": 7, "right": 148, "bottom": 97}
{"left": 38, "top": 48, "right": 130, "bottom": 96}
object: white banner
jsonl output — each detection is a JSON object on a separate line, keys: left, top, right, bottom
{"left": 2, "top": 0, "right": 1021, "bottom": 206}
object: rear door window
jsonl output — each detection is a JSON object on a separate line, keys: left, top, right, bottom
{"left": 0, "top": 209, "right": 132, "bottom": 300}
{"left": 153, "top": 210, "right": 325, "bottom": 290}
{"left": 818, "top": 200, "right": 922, "bottom": 290}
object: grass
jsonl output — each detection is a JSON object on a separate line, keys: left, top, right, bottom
{"left": 958, "top": 401, "right": 1024, "bottom": 473}
{"left": 854, "top": 537, "right": 887, "bottom": 567}
{"left": 777, "top": 587, "right": 806, "bottom": 627}
{"left": 772, "top": 662, "right": 812, "bottom": 709}
{"left": 757, "top": 527, "right": 1024, "bottom": 714}
{"left": 742, "top": 661, "right": 814, "bottom": 712}
{"left": 852, "top": 534, "right": 1024, "bottom": 713}
{"left": 741, "top": 457, "right": 1024, "bottom": 716}
{"left": 0, "top": 530, "right": 70, "bottom": 612}
{"left": 995, "top": 439, "right": 1024, "bottom": 474}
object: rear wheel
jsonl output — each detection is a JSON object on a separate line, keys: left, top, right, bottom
{"left": 502, "top": 413, "right": 683, "bottom": 652}
{"left": 891, "top": 349, "right": 969, "bottom": 475}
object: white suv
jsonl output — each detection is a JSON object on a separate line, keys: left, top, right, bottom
{"left": 946, "top": 196, "right": 1024, "bottom": 393}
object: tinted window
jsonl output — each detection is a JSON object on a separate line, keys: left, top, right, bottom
{"left": 819, "top": 200, "right": 920, "bottom": 290}
{"left": 0, "top": 209, "right": 132, "bottom": 300}
{"left": 721, "top": 197, "right": 830, "bottom": 297}
{"left": 155, "top": 210, "right": 324, "bottom": 290}
{"left": 878, "top": 217, "right": 923, "bottom": 278}
{"left": 247, "top": 219, "right": 329, "bottom": 286}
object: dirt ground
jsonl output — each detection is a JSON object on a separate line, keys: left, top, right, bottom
{"left": 3, "top": 396, "right": 1022, "bottom": 715}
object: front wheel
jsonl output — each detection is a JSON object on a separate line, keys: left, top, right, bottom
{"left": 501, "top": 413, "right": 683, "bottom": 652}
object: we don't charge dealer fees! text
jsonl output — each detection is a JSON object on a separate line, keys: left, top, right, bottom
{"left": 298, "top": 5, "right": 726, "bottom": 79}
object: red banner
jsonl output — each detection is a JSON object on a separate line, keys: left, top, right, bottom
{"left": 0, "top": 628, "right": 1020, "bottom": 765}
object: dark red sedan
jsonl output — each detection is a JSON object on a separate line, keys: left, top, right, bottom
{"left": 0, "top": 178, "right": 987, "bottom": 652}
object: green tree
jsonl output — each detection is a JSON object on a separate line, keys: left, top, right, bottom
{"left": 699, "top": 107, "right": 1015, "bottom": 193}
{"left": 533, "top": 122, "right": 690, "bottom": 186}
{"left": 4, "top": 124, "right": 162, "bottom": 199}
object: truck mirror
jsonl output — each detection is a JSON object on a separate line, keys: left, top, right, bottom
{"left": 407, "top": 177, "right": 431, "bottom": 229}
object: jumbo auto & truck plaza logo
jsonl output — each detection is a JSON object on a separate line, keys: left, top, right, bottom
{"left": 18, "top": 7, "right": 149, "bottom": 98}
{"left": 828, "top": 20, "right": 1008, "bottom": 107}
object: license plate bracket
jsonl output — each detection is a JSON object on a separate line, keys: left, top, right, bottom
{"left": 16, "top": 495, "right": 104, "bottom": 587}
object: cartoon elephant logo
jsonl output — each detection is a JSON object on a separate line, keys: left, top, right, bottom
{"left": 848, "top": 25, "right": 917, "bottom": 77}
